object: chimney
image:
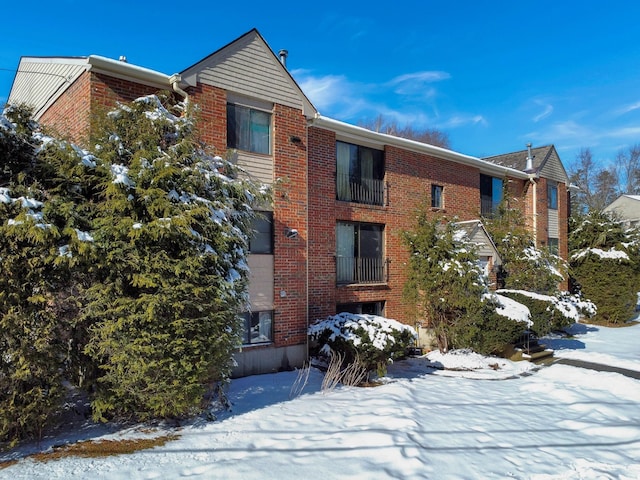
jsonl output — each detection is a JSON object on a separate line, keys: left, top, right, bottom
{"left": 525, "top": 143, "right": 534, "bottom": 171}
{"left": 278, "top": 49, "right": 288, "bottom": 68}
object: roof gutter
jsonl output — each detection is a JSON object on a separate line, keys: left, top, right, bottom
{"left": 87, "top": 55, "right": 172, "bottom": 89}
{"left": 87, "top": 56, "right": 189, "bottom": 102}
{"left": 309, "top": 115, "right": 529, "bottom": 179}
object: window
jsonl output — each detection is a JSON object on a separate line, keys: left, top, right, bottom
{"left": 548, "top": 237, "right": 559, "bottom": 255}
{"left": 227, "top": 103, "right": 271, "bottom": 154}
{"left": 337, "top": 301, "right": 385, "bottom": 316}
{"left": 241, "top": 310, "right": 273, "bottom": 345}
{"left": 336, "top": 221, "right": 385, "bottom": 284}
{"left": 431, "top": 184, "right": 443, "bottom": 209}
{"left": 336, "top": 141, "right": 385, "bottom": 205}
{"left": 249, "top": 211, "right": 273, "bottom": 254}
{"left": 480, "top": 174, "right": 503, "bottom": 216}
{"left": 548, "top": 183, "right": 558, "bottom": 210}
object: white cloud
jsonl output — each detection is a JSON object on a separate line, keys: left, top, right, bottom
{"left": 441, "top": 114, "right": 488, "bottom": 128}
{"left": 605, "top": 126, "right": 640, "bottom": 139}
{"left": 533, "top": 103, "right": 553, "bottom": 122}
{"left": 292, "top": 69, "right": 484, "bottom": 133}
{"left": 615, "top": 101, "right": 640, "bottom": 116}
{"left": 292, "top": 71, "right": 352, "bottom": 113}
{"left": 387, "top": 71, "right": 450, "bottom": 97}
{"left": 388, "top": 71, "right": 451, "bottom": 85}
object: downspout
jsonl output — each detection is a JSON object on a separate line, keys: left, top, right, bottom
{"left": 305, "top": 122, "right": 310, "bottom": 366}
{"left": 528, "top": 174, "right": 538, "bottom": 245}
{"left": 169, "top": 73, "right": 189, "bottom": 103}
{"left": 525, "top": 144, "right": 538, "bottom": 246}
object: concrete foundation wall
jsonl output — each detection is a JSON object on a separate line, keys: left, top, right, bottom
{"left": 231, "top": 344, "right": 307, "bottom": 378}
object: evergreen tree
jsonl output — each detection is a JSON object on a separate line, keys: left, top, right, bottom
{"left": 0, "top": 95, "right": 266, "bottom": 443}
{"left": 569, "top": 211, "right": 640, "bottom": 324}
{"left": 0, "top": 106, "right": 94, "bottom": 446}
{"left": 82, "top": 94, "right": 266, "bottom": 421}
{"left": 0, "top": 105, "right": 38, "bottom": 185}
{"left": 483, "top": 187, "right": 565, "bottom": 294}
{"left": 403, "top": 213, "right": 493, "bottom": 352}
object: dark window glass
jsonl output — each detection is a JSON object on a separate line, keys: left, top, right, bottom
{"left": 336, "top": 221, "right": 385, "bottom": 284}
{"left": 336, "top": 141, "right": 385, "bottom": 205}
{"left": 227, "top": 103, "right": 271, "bottom": 154}
{"left": 249, "top": 212, "right": 273, "bottom": 254}
{"left": 337, "top": 301, "right": 385, "bottom": 316}
{"left": 431, "top": 184, "right": 443, "bottom": 208}
{"left": 548, "top": 184, "right": 558, "bottom": 210}
{"left": 480, "top": 174, "right": 503, "bottom": 216}
{"left": 241, "top": 311, "right": 273, "bottom": 345}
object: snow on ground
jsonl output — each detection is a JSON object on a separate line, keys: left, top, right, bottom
{"left": 545, "top": 322, "right": 640, "bottom": 373}
{"left": 2, "top": 322, "right": 640, "bottom": 479}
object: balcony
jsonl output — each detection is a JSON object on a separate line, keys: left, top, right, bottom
{"left": 336, "top": 256, "right": 388, "bottom": 285}
{"left": 337, "top": 174, "right": 386, "bottom": 206}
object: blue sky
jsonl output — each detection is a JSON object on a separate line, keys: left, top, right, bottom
{"left": 2, "top": 0, "right": 640, "bottom": 170}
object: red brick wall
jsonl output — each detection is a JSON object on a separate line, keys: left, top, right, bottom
{"left": 308, "top": 127, "right": 485, "bottom": 325}
{"left": 91, "top": 73, "right": 161, "bottom": 109}
{"left": 39, "top": 71, "right": 92, "bottom": 145}
{"left": 272, "top": 104, "right": 308, "bottom": 346}
{"left": 519, "top": 176, "right": 570, "bottom": 289}
{"left": 307, "top": 127, "right": 338, "bottom": 321}
{"left": 184, "top": 87, "right": 310, "bottom": 348}
{"left": 187, "top": 83, "right": 227, "bottom": 153}
{"left": 39, "top": 71, "right": 167, "bottom": 148}
{"left": 558, "top": 182, "right": 568, "bottom": 262}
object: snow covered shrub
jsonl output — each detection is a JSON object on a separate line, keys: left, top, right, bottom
{"left": 569, "top": 211, "right": 640, "bottom": 324}
{"left": 308, "top": 313, "right": 416, "bottom": 380}
{"left": 451, "top": 298, "right": 526, "bottom": 356}
{"left": 497, "top": 290, "right": 595, "bottom": 335}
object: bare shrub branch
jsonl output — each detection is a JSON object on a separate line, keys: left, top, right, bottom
{"left": 289, "top": 362, "right": 311, "bottom": 399}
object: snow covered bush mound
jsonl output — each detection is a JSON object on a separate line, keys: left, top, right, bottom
{"left": 497, "top": 289, "right": 596, "bottom": 334}
{"left": 308, "top": 313, "right": 417, "bottom": 377}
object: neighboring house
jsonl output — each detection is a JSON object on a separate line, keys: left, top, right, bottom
{"left": 604, "top": 195, "right": 640, "bottom": 227}
{"left": 6, "top": 29, "right": 571, "bottom": 373}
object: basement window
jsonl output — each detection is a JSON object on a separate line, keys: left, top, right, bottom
{"left": 241, "top": 310, "right": 273, "bottom": 345}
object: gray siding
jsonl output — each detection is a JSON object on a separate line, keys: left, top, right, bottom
{"left": 540, "top": 151, "right": 569, "bottom": 184}
{"left": 235, "top": 150, "right": 274, "bottom": 185}
{"left": 182, "top": 32, "right": 304, "bottom": 112}
{"left": 247, "top": 254, "right": 274, "bottom": 311}
{"left": 548, "top": 209, "right": 559, "bottom": 237}
{"left": 470, "top": 229, "right": 497, "bottom": 259}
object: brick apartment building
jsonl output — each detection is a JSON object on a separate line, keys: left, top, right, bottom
{"left": 6, "top": 29, "right": 570, "bottom": 376}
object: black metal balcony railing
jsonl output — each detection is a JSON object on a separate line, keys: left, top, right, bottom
{"left": 337, "top": 174, "right": 385, "bottom": 206}
{"left": 336, "top": 256, "right": 388, "bottom": 284}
